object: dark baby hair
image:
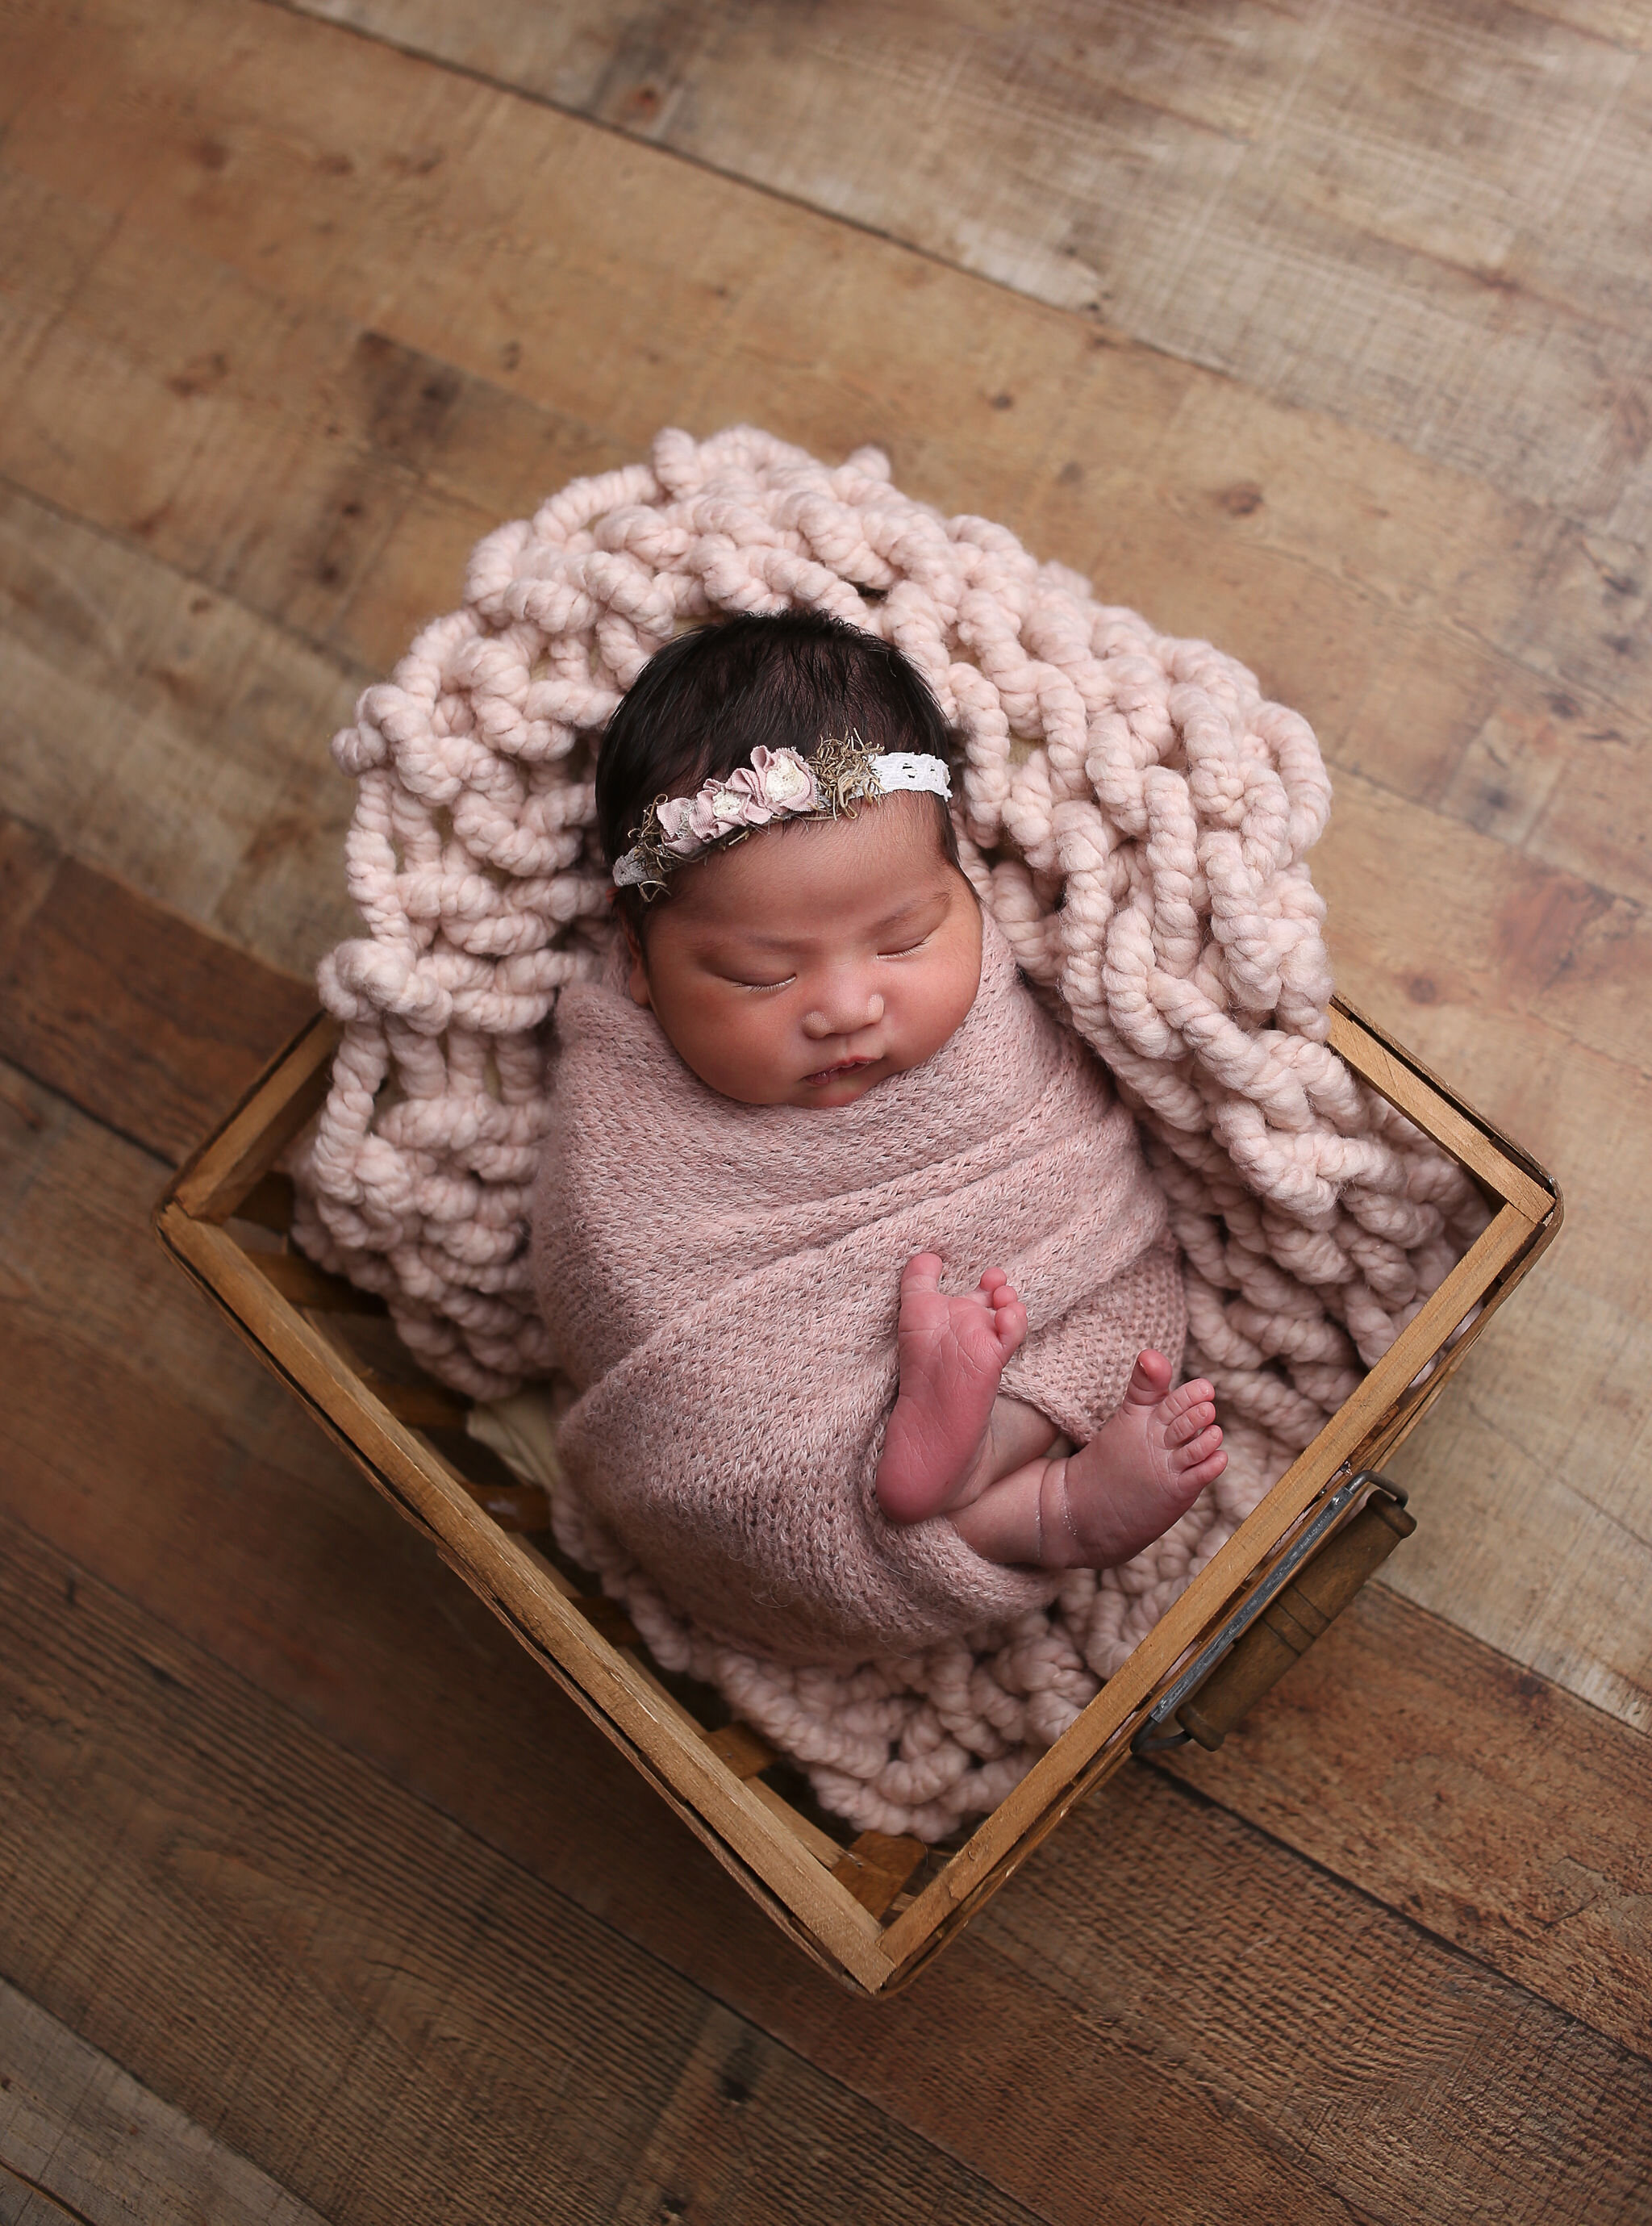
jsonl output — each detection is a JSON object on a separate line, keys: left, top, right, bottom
{"left": 595, "top": 611, "right": 964, "bottom": 917}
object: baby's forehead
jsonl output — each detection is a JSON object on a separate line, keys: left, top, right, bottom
{"left": 673, "top": 795, "right": 957, "bottom": 928}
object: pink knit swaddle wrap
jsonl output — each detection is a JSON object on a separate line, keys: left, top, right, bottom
{"left": 532, "top": 917, "right": 1185, "bottom": 1666}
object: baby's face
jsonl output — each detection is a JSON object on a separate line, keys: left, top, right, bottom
{"left": 625, "top": 794, "right": 982, "bottom": 1107}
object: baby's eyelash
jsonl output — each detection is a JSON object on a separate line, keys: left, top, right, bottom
{"left": 723, "top": 934, "right": 931, "bottom": 987}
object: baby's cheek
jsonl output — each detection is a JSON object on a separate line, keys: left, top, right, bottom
{"left": 922, "top": 959, "right": 982, "bottom": 1058}
{"left": 711, "top": 1004, "right": 795, "bottom": 1100}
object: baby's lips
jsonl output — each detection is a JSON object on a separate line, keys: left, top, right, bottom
{"left": 802, "top": 1054, "right": 877, "bottom": 1084}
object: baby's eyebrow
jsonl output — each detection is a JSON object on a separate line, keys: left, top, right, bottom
{"left": 870, "top": 895, "right": 947, "bottom": 933}
{"left": 710, "top": 896, "right": 941, "bottom": 951}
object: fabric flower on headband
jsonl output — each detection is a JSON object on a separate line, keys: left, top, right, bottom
{"left": 612, "top": 736, "right": 951, "bottom": 892}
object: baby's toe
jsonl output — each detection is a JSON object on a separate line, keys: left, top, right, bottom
{"left": 1126, "top": 1349, "right": 1174, "bottom": 1399}
{"left": 1162, "top": 1376, "right": 1215, "bottom": 1418}
{"left": 1173, "top": 1423, "right": 1224, "bottom": 1473}
{"left": 1180, "top": 1444, "right": 1228, "bottom": 1492}
{"left": 1165, "top": 1399, "right": 1216, "bottom": 1447}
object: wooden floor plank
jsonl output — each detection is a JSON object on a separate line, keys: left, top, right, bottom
{"left": 0, "top": 2165, "right": 81, "bottom": 2226}
{"left": 0, "top": 1978, "right": 327, "bottom": 2226}
{"left": 1319, "top": 765, "right": 1650, "bottom": 1081}
{"left": 0, "top": 1514, "right": 1053, "bottom": 2226}
{"left": 0, "top": 485, "right": 361, "bottom": 977}
{"left": 3, "top": 1505, "right": 1649, "bottom": 2226}
{"left": 2, "top": 0, "right": 1644, "bottom": 958}
{"left": 1156, "top": 1583, "right": 1652, "bottom": 2058}
{"left": 1383, "top": 1267, "right": 1652, "bottom": 1729}
{"left": 0, "top": 1506, "right": 1283, "bottom": 2226}
{"left": 1317, "top": 779, "right": 1652, "bottom": 1727}
{"left": 0, "top": 815, "right": 314, "bottom": 1161}
{"left": 279, "top": 0, "right": 1652, "bottom": 535}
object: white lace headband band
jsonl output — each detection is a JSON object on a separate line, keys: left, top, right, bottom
{"left": 611, "top": 733, "right": 953, "bottom": 893}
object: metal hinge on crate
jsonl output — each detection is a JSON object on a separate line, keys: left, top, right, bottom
{"left": 1132, "top": 1470, "right": 1413, "bottom": 1756}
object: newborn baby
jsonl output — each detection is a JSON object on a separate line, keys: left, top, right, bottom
{"left": 532, "top": 610, "right": 1224, "bottom": 1662}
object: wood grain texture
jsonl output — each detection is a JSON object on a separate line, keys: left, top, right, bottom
{"left": 3, "top": 1501, "right": 1650, "bottom": 2225}
{"left": 0, "top": 0, "right": 1645, "bottom": 1724}
{"left": 0, "top": 483, "right": 361, "bottom": 978}
{"left": 0, "top": 1980, "right": 327, "bottom": 2226}
{"left": 1317, "top": 779, "right": 1652, "bottom": 1728}
{"left": 0, "top": 2167, "right": 78, "bottom": 2226}
{"left": 0, "top": 1526, "right": 1045, "bottom": 2226}
{"left": 283, "top": 0, "right": 1652, "bottom": 535}
{"left": 0, "top": 816, "right": 315, "bottom": 1162}
{"left": 1156, "top": 1581, "right": 1652, "bottom": 2056}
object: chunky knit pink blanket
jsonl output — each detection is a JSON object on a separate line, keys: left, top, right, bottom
{"left": 290, "top": 425, "right": 1488, "bottom": 1835}
{"left": 532, "top": 917, "right": 1186, "bottom": 1666}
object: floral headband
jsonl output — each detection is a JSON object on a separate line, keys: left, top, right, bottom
{"left": 611, "top": 731, "right": 953, "bottom": 895}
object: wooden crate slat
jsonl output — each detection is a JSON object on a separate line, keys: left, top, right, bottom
{"left": 171, "top": 1014, "right": 341, "bottom": 1222}
{"left": 249, "top": 1248, "right": 388, "bottom": 1314}
{"left": 1329, "top": 1005, "right": 1554, "bottom": 1220}
{"left": 832, "top": 1833, "right": 930, "bottom": 1919}
{"left": 232, "top": 1171, "right": 298, "bottom": 1234}
{"left": 747, "top": 1784, "right": 846, "bottom": 1870}
{"left": 353, "top": 1370, "right": 472, "bottom": 1432}
{"left": 703, "top": 1723, "right": 780, "bottom": 1780}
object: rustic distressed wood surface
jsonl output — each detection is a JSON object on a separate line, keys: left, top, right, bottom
{"left": 0, "top": 1979, "right": 330, "bottom": 2226}
{"left": 2, "top": 0, "right": 1650, "bottom": 2213}
{"left": 290, "top": 0, "right": 1652, "bottom": 530}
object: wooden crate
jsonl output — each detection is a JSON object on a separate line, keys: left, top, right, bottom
{"left": 154, "top": 1002, "right": 1560, "bottom": 1996}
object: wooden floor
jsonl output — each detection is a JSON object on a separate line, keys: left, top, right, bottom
{"left": 2, "top": 1, "right": 1649, "bottom": 2217}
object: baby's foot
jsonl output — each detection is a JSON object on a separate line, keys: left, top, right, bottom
{"left": 1046, "top": 1351, "right": 1226, "bottom": 1567}
{"left": 876, "top": 1253, "right": 1028, "bottom": 1525}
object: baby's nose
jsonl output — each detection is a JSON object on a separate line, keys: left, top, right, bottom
{"left": 803, "top": 987, "right": 885, "bottom": 1039}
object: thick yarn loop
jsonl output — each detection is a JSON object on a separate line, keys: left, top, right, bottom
{"left": 290, "top": 425, "right": 1487, "bottom": 1836}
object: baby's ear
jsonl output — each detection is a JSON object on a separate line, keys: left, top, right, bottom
{"left": 622, "top": 919, "right": 652, "bottom": 1009}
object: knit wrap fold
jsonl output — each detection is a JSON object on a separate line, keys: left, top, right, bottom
{"left": 289, "top": 424, "right": 1488, "bottom": 1835}
{"left": 532, "top": 918, "right": 1186, "bottom": 1668}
